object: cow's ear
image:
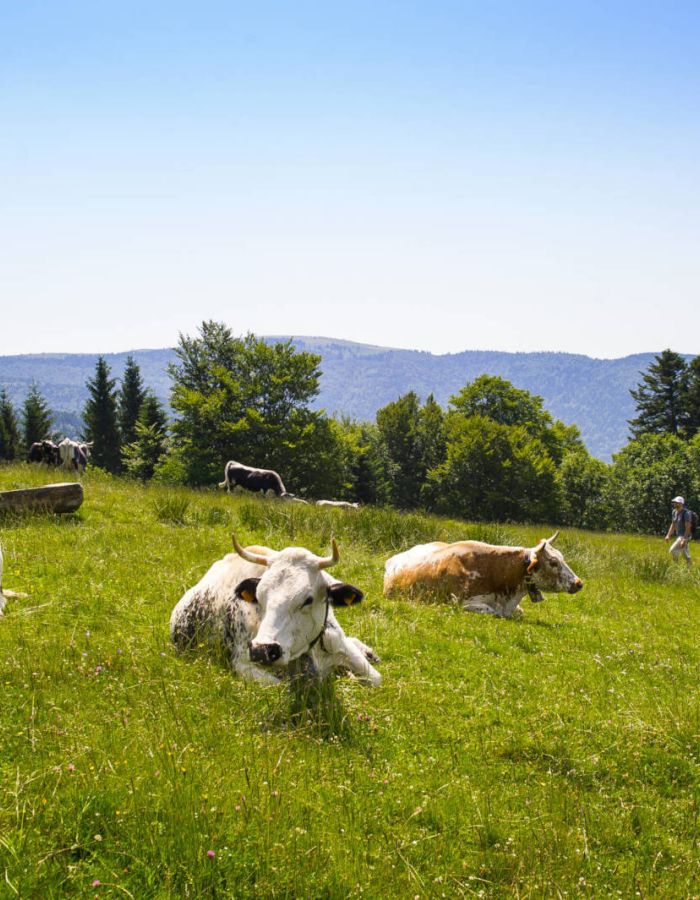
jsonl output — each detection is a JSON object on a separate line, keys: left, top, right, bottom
{"left": 527, "top": 539, "right": 547, "bottom": 573}
{"left": 235, "top": 578, "right": 261, "bottom": 604}
{"left": 328, "top": 582, "right": 364, "bottom": 607}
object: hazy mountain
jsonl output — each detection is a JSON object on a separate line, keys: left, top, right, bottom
{"left": 0, "top": 339, "right": 677, "bottom": 460}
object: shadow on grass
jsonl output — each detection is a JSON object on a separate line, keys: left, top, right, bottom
{"left": 519, "top": 618, "right": 567, "bottom": 631}
{"left": 262, "top": 657, "right": 353, "bottom": 741}
{"left": 0, "top": 509, "right": 84, "bottom": 529}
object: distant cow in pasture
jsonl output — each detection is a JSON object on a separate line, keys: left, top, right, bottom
{"left": 57, "top": 438, "right": 92, "bottom": 474}
{"left": 383, "top": 531, "right": 583, "bottom": 619}
{"left": 27, "top": 440, "right": 61, "bottom": 466}
{"left": 170, "top": 534, "right": 381, "bottom": 685}
{"left": 0, "top": 543, "right": 28, "bottom": 617}
{"left": 218, "top": 460, "right": 287, "bottom": 496}
{"left": 316, "top": 500, "right": 360, "bottom": 509}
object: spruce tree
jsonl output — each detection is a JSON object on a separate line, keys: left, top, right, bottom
{"left": 684, "top": 356, "right": 700, "bottom": 437}
{"left": 122, "top": 392, "right": 169, "bottom": 480}
{"left": 22, "top": 384, "right": 53, "bottom": 449}
{"left": 83, "top": 356, "right": 121, "bottom": 472}
{"left": 118, "top": 355, "right": 146, "bottom": 446}
{"left": 0, "top": 390, "right": 21, "bottom": 460}
{"left": 629, "top": 349, "right": 688, "bottom": 438}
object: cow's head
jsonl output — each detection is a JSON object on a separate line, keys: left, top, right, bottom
{"left": 526, "top": 532, "right": 583, "bottom": 594}
{"left": 231, "top": 534, "right": 363, "bottom": 667}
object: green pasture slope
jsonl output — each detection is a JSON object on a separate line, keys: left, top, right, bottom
{"left": 0, "top": 465, "right": 698, "bottom": 898}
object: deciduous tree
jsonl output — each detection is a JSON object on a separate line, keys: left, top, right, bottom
{"left": 168, "top": 322, "right": 343, "bottom": 495}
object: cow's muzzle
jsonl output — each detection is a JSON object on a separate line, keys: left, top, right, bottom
{"left": 568, "top": 579, "right": 584, "bottom": 594}
{"left": 248, "top": 641, "right": 282, "bottom": 665}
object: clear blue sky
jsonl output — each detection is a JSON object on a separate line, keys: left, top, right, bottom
{"left": 1, "top": 1, "right": 698, "bottom": 357}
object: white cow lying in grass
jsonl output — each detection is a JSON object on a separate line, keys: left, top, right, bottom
{"left": 0, "top": 543, "right": 28, "bottom": 616}
{"left": 170, "top": 534, "right": 381, "bottom": 686}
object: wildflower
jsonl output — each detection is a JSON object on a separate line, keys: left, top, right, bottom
{"left": 207, "top": 850, "right": 216, "bottom": 859}
{"left": 95, "top": 666, "right": 103, "bottom": 674}
{"left": 68, "top": 763, "right": 76, "bottom": 772}
{"left": 92, "top": 880, "right": 101, "bottom": 887}
{"left": 94, "top": 834, "right": 102, "bottom": 842}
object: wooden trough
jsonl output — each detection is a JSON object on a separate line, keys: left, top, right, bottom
{"left": 0, "top": 482, "right": 84, "bottom": 515}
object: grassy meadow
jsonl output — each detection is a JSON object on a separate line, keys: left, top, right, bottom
{"left": 0, "top": 463, "right": 699, "bottom": 898}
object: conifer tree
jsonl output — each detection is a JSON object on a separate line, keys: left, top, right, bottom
{"left": 684, "top": 356, "right": 700, "bottom": 437}
{"left": 0, "top": 390, "right": 21, "bottom": 460}
{"left": 83, "top": 356, "right": 121, "bottom": 472}
{"left": 629, "top": 349, "right": 688, "bottom": 438}
{"left": 122, "top": 392, "right": 169, "bottom": 480}
{"left": 21, "top": 384, "right": 53, "bottom": 449}
{"left": 118, "top": 355, "right": 146, "bottom": 446}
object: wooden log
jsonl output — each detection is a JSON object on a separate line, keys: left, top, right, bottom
{"left": 0, "top": 482, "right": 84, "bottom": 515}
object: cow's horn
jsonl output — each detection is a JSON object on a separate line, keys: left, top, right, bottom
{"left": 317, "top": 538, "right": 340, "bottom": 570}
{"left": 231, "top": 533, "right": 270, "bottom": 567}
{"left": 546, "top": 531, "right": 560, "bottom": 544}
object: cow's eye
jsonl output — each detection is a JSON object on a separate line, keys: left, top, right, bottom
{"left": 302, "top": 596, "right": 314, "bottom": 608}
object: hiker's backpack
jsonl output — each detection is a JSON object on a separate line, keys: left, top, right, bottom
{"left": 688, "top": 509, "right": 699, "bottom": 538}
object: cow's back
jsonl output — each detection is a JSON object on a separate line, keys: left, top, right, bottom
{"left": 384, "top": 540, "right": 527, "bottom": 601}
{"left": 170, "top": 547, "right": 271, "bottom": 652}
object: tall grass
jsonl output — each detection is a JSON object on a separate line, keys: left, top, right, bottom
{"left": 0, "top": 464, "right": 698, "bottom": 897}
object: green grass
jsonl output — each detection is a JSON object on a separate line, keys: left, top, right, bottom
{"left": 1, "top": 463, "right": 699, "bottom": 898}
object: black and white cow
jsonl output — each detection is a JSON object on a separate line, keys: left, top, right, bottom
{"left": 27, "top": 440, "right": 61, "bottom": 466}
{"left": 170, "top": 535, "right": 381, "bottom": 685}
{"left": 218, "top": 461, "right": 287, "bottom": 496}
{"left": 57, "top": 438, "right": 92, "bottom": 474}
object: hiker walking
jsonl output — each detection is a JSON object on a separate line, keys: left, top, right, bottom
{"left": 665, "top": 496, "right": 693, "bottom": 565}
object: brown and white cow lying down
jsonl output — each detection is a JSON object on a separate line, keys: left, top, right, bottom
{"left": 383, "top": 532, "right": 582, "bottom": 618}
{"left": 170, "top": 535, "right": 381, "bottom": 685}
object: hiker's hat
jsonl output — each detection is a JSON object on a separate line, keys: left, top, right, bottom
{"left": 671, "top": 496, "right": 685, "bottom": 504}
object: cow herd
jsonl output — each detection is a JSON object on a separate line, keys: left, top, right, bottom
{"left": 27, "top": 437, "right": 92, "bottom": 473}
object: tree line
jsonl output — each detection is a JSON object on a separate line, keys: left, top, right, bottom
{"left": 0, "top": 356, "right": 168, "bottom": 479}
{"left": 1, "top": 325, "right": 697, "bottom": 535}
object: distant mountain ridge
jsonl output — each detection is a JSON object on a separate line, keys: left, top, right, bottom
{"left": 0, "top": 339, "right": 683, "bottom": 460}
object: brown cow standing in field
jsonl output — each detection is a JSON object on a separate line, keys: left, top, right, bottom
{"left": 383, "top": 532, "right": 583, "bottom": 618}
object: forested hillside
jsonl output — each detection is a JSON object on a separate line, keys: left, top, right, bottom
{"left": 0, "top": 340, "right": 691, "bottom": 459}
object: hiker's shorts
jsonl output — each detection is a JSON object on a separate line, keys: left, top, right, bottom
{"left": 670, "top": 537, "right": 692, "bottom": 561}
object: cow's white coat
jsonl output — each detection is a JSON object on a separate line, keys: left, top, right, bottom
{"left": 170, "top": 544, "right": 381, "bottom": 685}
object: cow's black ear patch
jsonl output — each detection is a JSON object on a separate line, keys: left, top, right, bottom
{"left": 235, "top": 577, "right": 261, "bottom": 604}
{"left": 328, "top": 582, "right": 364, "bottom": 607}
